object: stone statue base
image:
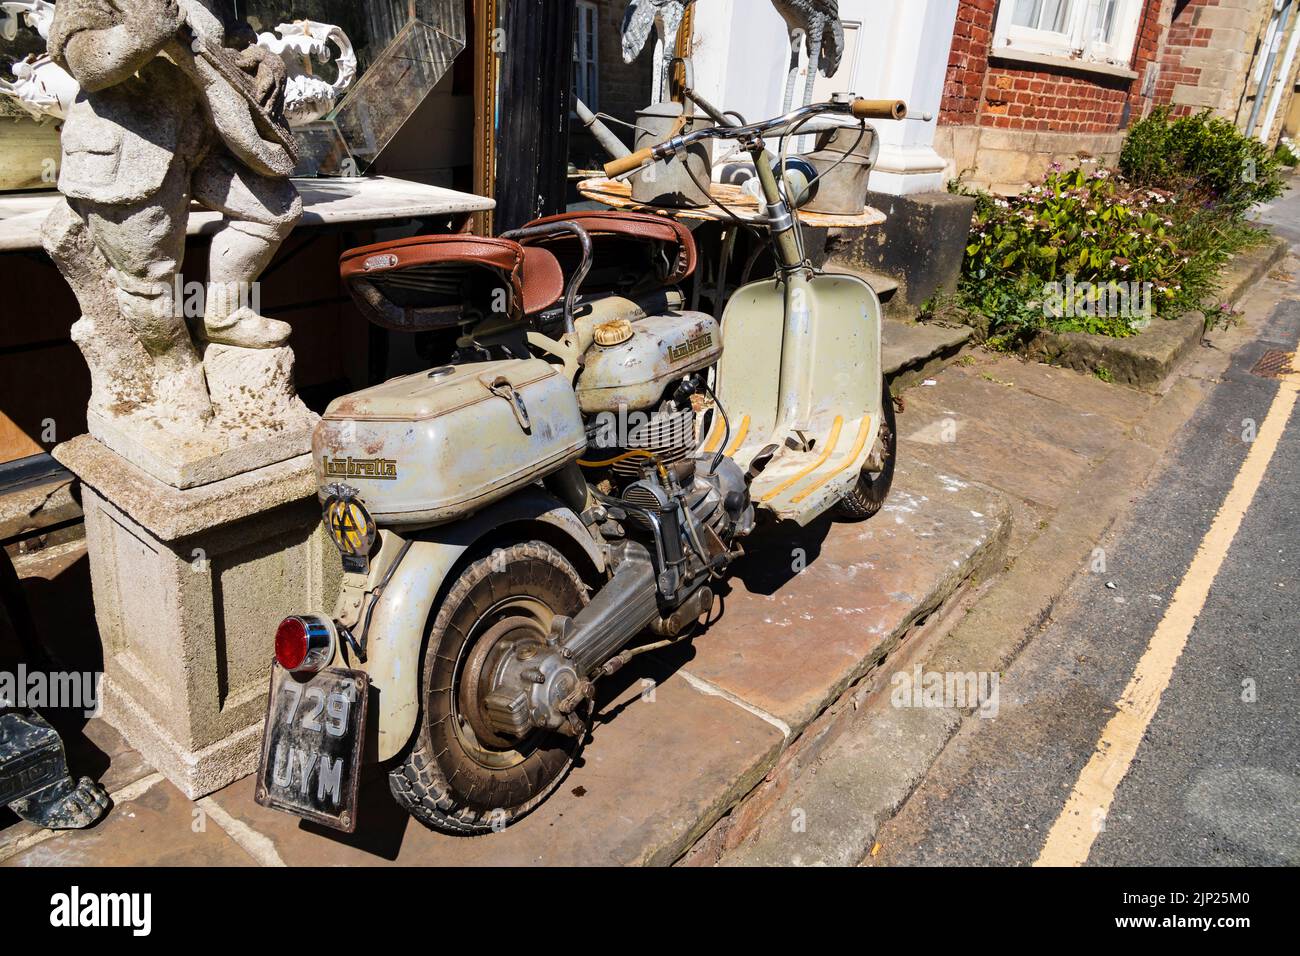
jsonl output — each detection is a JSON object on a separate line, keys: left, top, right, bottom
{"left": 78, "top": 324, "right": 318, "bottom": 489}
{"left": 52, "top": 435, "right": 342, "bottom": 798}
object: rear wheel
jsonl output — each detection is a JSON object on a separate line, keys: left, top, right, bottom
{"left": 389, "top": 541, "right": 589, "bottom": 834}
{"left": 837, "top": 380, "right": 897, "bottom": 520}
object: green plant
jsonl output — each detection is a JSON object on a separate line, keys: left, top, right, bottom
{"left": 1202, "top": 301, "right": 1244, "bottom": 333}
{"left": 1120, "top": 108, "right": 1284, "bottom": 216}
{"left": 955, "top": 109, "right": 1280, "bottom": 349}
{"left": 958, "top": 166, "right": 1196, "bottom": 346}
{"left": 1094, "top": 367, "right": 1114, "bottom": 383}
{"left": 1277, "top": 138, "right": 1299, "bottom": 168}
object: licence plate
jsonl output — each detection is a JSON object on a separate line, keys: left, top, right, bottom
{"left": 255, "top": 663, "right": 369, "bottom": 833}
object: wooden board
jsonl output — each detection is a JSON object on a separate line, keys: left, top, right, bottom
{"left": 0, "top": 120, "right": 61, "bottom": 193}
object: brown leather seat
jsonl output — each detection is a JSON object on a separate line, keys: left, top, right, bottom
{"left": 339, "top": 234, "right": 565, "bottom": 331}
{"left": 519, "top": 245, "right": 565, "bottom": 315}
{"left": 520, "top": 210, "right": 697, "bottom": 294}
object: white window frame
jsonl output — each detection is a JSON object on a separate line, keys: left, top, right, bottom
{"left": 573, "top": 0, "right": 600, "bottom": 112}
{"left": 993, "top": 0, "right": 1144, "bottom": 68}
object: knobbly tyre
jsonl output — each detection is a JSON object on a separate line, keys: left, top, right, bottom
{"left": 256, "top": 95, "right": 905, "bottom": 834}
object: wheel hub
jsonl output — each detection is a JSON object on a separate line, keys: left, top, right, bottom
{"left": 461, "top": 614, "right": 585, "bottom": 748}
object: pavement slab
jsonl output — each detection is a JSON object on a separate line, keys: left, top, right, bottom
{"left": 899, "top": 353, "right": 1160, "bottom": 518}
{"left": 950, "top": 352, "right": 1157, "bottom": 426}
{"left": 200, "top": 672, "right": 783, "bottom": 866}
{"left": 674, "top": 458, "right": 1010, "bottom": 732}
{"left": 719, "top": 701, "right": 963, "bottom": 867}
{"left": 2, "top": 774, "right": 257, "bottom": 867}
{"left": 910, "top": 365, "right": 1132, "bottom": 462}
{"left": 902, "top": 399, "right": 1092, "bottom": 512}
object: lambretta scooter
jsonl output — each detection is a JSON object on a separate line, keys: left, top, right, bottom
{"left": 255, "top": 96, "right": 904, "bottom": 835}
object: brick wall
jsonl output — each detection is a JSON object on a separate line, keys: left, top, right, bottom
{"left": 1154, "top": 0, "right": 1277, "bottom": 127}
{"left": 937, "top": 0, "right": 1167, "bottom": 192}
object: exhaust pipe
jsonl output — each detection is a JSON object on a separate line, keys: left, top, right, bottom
{"left": 554, "top": 554, "right": 659, "bottom": 676}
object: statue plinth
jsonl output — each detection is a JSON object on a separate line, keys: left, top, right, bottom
{"left": 83, "top": 338, "right": 319, "bottom": 490}
{"left": 53, "top": 436, "right": 342, "bottom": 798}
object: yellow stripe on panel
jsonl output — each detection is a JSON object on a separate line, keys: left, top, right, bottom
{"left": 790, "top": 416, "right": 872, "bottom": 504}
{"left": 760, "top": 416, "right": 844, "bottom": 502}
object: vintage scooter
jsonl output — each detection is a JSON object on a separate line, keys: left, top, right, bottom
{"left": 255, "top": 95, "right": 904, "bottom": 835}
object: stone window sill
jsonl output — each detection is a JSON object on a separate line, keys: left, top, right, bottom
{"left": 990, "top": 49, "right": 1139, "bottom": 82}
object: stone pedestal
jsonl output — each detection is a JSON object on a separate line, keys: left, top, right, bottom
{"left": 53, "top": 435, "right": 342, "bottom": 798}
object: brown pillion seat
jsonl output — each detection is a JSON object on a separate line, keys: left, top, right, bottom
{"left": 340, "top": 234, "right": 565, "bottom": 332}
{"left": 519, "top": 210, "right": 697, "bottom": 296}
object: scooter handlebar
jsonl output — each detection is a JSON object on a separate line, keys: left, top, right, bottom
{"left": 601, "top": 98, "right": 908, "bottom": 178}
{"left": 604, "top": 147, "right": 656, "bottom": 178}
{"left": 851, "top": 98, "right": 908, "bottom": 121}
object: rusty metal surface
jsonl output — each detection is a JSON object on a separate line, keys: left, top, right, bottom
{"left": 255, "top": 665, "right": 371, "bottom": 833}
{"left": 314, "top": 359, "right": 587, "bottom": 526}
{"left": 0, "top": 710, "right": 66, "bottom": 806}
{"left": 332, "top": 488, "right": 606, "bottom": 763}
{"left": 1250, "top": 349, "right": 1298, "bottom": 380}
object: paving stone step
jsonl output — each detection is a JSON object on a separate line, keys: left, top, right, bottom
{"left": 883, "top": 319, "right": 973, "bottom": 387}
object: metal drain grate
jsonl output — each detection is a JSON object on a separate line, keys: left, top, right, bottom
{"left": 1250, "top": 349, "right": 1297, "bottom": 380}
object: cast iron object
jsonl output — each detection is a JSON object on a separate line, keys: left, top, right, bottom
{"left": 0, "top": 710, "right": 109, "bottom": 829}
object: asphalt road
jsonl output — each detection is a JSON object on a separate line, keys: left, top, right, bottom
{"left": 873, "top": 234, "right": 1300, "bottom": 867}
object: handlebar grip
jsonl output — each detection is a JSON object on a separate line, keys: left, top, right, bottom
{"left": 851, "top": 99, "right": 908, "bottom": 121}
{"left": 604, "top": 147, "right": 656, "bottom": 178}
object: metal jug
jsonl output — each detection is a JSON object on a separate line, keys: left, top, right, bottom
{"left": 631, "top": 101, "right": 715, "bottom": 208}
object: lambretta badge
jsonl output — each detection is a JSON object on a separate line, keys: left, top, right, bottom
{"left": 363, "top": 253, "right": 399, "bottom": 271}
{"left": 322, "top": 456, "right": 398, "bottom": 480}
{"left": 669, "top": 330, "right": 713, "bottom": 362}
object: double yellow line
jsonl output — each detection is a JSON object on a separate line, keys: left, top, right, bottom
{"left": 1036, "top": 360, "right": 1299, "bottom": 866}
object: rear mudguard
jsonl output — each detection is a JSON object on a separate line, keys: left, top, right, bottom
{"left": 338, "top": 488, "right": 604, "bottom": 762}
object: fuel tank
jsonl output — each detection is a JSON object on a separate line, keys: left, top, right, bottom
{"left": 313, "top": 359, "right": 587, "bottom": 526}
{"left": 576, "top": 311, "right": 722, "bottom": 414}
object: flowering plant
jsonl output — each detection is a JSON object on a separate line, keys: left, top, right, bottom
{"left": 960, "top": 166, "right": 1193, "bottom": 341}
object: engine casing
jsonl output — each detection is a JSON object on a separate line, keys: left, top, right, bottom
{"left": 575, "top": 311, "right": 722, "bottom": 414}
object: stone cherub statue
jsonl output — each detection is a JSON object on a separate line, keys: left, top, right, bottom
{"left": 40, "top": 0, "right": 314, "bottom": 467}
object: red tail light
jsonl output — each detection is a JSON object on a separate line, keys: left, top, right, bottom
{"left": 275, "top": 616, "right": 336, "bottom": 673}
{"left": 275, "top": 617, "right": 309, "bottom": 670}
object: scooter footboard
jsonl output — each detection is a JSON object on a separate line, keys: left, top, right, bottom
{"left": 706, "top": 272, "right": 884, "bottom": 524}
{"left": 748, "top": 412, "right": 882, "bottom": 523}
